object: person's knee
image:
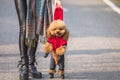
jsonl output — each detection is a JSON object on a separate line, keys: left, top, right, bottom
{"left": 20, "top": 25, "right": 26, "bottom": 35}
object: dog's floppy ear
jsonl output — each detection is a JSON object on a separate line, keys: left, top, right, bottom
{"left": 46, "top": 28, "right": 52, "bottom": 39}
{"left": 63, "top": 28, "right": 69, "bottom": 41}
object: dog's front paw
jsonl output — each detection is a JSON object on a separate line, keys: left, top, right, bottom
{"left": 44, "top": 42, "right": 53, "bottom": 53}
{"left": 44, "top": 53, "right": 49, "bottom": 58}
{"left": 56, "top": 46, "right": 66, "bottom": 56}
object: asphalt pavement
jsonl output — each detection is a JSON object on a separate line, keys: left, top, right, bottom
{"left": 0, "top": 0, "right": 120, "bottom": 80}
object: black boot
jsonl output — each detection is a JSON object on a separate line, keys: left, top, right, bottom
{"left": 18, "top": 29, "right": 29, "bottom": 80}
{"left": 28, "top": 39, "right": 42, "bottom": 79}
{"left": 29, "top": 56, "right": 42, "bottom": 79}
{"left": 18, "top": 58, "right": 29, "bottom": 80}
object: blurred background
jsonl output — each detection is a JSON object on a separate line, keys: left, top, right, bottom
{"left": 0, "top": 0, "right": 120, "bottom": 80}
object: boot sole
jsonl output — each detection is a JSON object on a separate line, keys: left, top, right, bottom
{"left": 29, "top": 72, "right": 42, "bottom": 79}
{"left": 19, "top": 74, "right": 29, "bottom": 80}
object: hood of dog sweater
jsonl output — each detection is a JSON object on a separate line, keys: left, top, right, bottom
{"left": 48, "top": 37, "right": 67, "bottom": 51}
{"left": 54, "top": 7, "right": 63, "bottom": 20}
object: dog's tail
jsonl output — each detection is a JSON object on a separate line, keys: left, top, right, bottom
{"left": 54, "top": 0, "right": 63, "bottom": 20}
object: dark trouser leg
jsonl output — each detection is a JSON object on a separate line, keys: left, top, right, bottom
{"left": 58, "top": 55, "right": 65, "bottom": 79}
{"left": 28, "top": 35, "right": 42, "bottom": 79}
{"left": 58, "top": 55, "right": 65, "bottom": 70}
{"left": 50, "top": 55, "right": 56, "bottom": 69}
{"left": 49, "top": 56, "right": 56, "bottom": 78}
{"left": 14, "top": 0, "right": 28, "bottom": 80}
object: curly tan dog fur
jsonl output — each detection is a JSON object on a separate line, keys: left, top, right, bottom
{"left": 44, "top": 20, "right": 69, "bottom": 65}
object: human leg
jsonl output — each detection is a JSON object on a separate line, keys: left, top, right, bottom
{"left": 14, "top": 0, "right": 28, "bottom": 80}
{"left": 28, "top": 35, "right": 42, "bottom": 79}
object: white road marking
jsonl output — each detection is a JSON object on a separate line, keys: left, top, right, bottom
{"left": 103, "top": 0, "right": 120, "bottom": 14}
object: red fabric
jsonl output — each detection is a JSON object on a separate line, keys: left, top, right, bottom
{"left": 54, "top": 7, "right": 63, "bottom": 20}
{"left": 50, "top": 1, "right": 65, "bottom": 51}
{"left": 48, "top": 37, "right": 67, "bottom": 51}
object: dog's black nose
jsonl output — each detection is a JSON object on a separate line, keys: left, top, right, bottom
{"left": 57, "top": 32, "right": 61, "bottom": 35}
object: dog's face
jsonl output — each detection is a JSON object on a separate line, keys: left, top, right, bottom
{"left": 49, "top": 22, "right": 65, "bottom": 37}
{"left": 47, "top": 20, "right": 69, "bottom": 41}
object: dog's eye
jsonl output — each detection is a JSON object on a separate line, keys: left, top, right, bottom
{"left": 59, "top": 28, "right": 63, "bottom": 30}
{"left": 53, "top": 28, "right": 56, "bottom": 30}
